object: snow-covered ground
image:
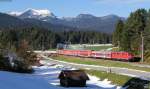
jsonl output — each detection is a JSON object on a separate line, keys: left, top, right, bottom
{"left": 0, "top": 61, "right": 122, "bottom": 89}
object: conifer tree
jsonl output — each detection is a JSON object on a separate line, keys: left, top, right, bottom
{"left": 120, "top": 9, "right": 147, "bottom": 54}
{"left": 112, "top": 20, "right": 124, "bottom": 47}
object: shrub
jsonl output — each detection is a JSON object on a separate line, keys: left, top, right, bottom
{"left": 13, "top": 59, "right": 34, "bottom": 73}
{"left": 0, "top": 50, "right": 34, "bottom": 73}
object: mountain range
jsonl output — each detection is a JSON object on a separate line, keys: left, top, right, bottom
{"left": 1, "top": 9, "right": 125, "bottom": 33}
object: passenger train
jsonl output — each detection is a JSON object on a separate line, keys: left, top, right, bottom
{"left": 57, "top": 49, "right": 134, "bottom": 61}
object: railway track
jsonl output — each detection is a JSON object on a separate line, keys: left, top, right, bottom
{"left": 34, "top": 51, "right": 150, "bottom": 68}
{"left": 41, "top": 55, "right": 150, "bottom": 81}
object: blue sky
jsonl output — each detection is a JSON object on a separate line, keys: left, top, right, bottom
{"left": 0, "top": 0, "right": 150, "bottom": 17}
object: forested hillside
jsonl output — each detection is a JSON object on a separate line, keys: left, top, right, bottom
{"left": 0, "top": 27, "right": 111, "bottom": 50}
{"left": 113, "top": 9, "right": 150, "bottom": 63}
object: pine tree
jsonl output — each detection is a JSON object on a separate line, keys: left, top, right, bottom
{"left": 120, "top": 9, "right": 147, "bottom": 54}
{"left": 112, "top": 20, "right": 124, "bottom": 47}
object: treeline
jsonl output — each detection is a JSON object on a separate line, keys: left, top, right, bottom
{"left": 0, "top": 27, "right": 112, "bottom": 50}
{"left": 113, "top": 9, "right": 150, "bottom": 62}
{"left": 0, "top": 21, "right": 112, "bottom": 72}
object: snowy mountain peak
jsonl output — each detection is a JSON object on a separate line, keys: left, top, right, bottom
{"left": 77, "top": 14, "right": 96, "bottom": 19}
{"left": 20, "top": 9, "right": 56, "bottom": 18}
{"left": 23, "top": 9, "right": 53, "bottom": 17}
{"left": 8, "top": 9, "right": 56, "bottom": 21}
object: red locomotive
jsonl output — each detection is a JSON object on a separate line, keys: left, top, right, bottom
{"left": 57, "top": 50, "right": 134, "bottom": 61}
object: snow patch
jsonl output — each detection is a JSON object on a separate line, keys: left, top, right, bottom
{"left": 0, "top": 61, "right": 122, "bottom": 89}
{"left": 8, "top": 11, "right": 22, "bottom": 16}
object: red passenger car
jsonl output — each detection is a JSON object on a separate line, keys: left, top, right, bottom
{"left": 58, "top": 50, "right": 92, "bottom": 57}
{"left": 91, "top": 51, "right": 111, "bottom": 59}
{"left": 77, "top": 50, "right": 92, "bottom": 57}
